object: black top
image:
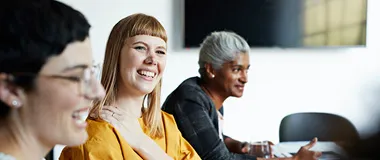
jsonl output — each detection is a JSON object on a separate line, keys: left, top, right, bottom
{"left": 162, "top": 77, "right": 257, "bottom": 160}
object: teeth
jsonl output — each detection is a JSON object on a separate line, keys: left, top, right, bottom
{"left": 138, "top": 70, "right": 155, "bottom": 78}
{"left": 79, "top": 111, "right": 88, "bottom": 121}
{"left": 73, "top": 110, "right": 89, "bottom": 124}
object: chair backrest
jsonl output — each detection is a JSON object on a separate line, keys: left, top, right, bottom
{"left": 279, "top": 112, "right": 359, "bottom": 144}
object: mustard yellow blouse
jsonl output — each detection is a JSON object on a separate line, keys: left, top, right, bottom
{"left": 59, "top": 111, "right": 200, "bottom": 160}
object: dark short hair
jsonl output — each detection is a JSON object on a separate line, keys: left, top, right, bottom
{"left": 0, "top": 0, "right": 91, "bottom": 117}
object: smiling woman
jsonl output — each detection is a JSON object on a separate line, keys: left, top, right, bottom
{"left": 0, "top": 1, "right": 105, "bottom": 160}
{"left": 162, "top": 31, "right": 322, "bottom": 160}
{"left": 60, "top": 13, "right": 200, "bottom": 160}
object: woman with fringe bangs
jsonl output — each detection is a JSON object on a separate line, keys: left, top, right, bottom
{"left": 60, "top": 13, "right": 200, "bottom": 160}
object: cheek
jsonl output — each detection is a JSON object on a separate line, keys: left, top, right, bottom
{"left": 158, "top": 60, "right": 166, "bottom": 73}
{"left": 120, "top": 54, "right": 143, "bottom": 74}
{"left": 26, "top": 82, "right": 85, "bottom": 144}
{"left": 32, "top": 84, "right": 82, "bottom": 125}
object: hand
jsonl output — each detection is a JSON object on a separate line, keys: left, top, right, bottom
{"left": 293, "top": 138, "right": 322, "bottom": 160}
{"left": 100, "top": 105, "right": 145, "bottom": 148}
{"left": 243, "top": 141, "right": 275, "bottom": 158}
{"left": 100, "top": 106, "right": 173, "bottom": 160}
{"left": 242, "top": 140, "right": 274, "bottom": 153}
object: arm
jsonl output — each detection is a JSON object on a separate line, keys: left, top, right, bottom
{"left": 172, "top": 99, "right": 256, "bottom": 160}
{"left": 178, "top": 134, "right": 202, "bottom": 160}
{"left": 223, "top": 135, "right": 247, "bottom": 154}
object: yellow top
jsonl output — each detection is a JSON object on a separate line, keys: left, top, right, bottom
{"left": 59, "top": 111, "right": 200, "bottom": 160}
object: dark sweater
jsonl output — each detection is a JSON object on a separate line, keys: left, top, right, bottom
{"left": 162, "top": 77, "right": 257, "bottom": 160}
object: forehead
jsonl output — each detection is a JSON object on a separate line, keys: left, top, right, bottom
{"left": 126, "top": 35, "right": 166, "bottom": 48}
{"left": 230, "top": 53, "right": 250, "bottom": 66}
{"left": 39, "top": 38, "right": 92, "bottom": 74}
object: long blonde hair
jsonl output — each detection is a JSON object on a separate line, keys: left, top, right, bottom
{"left": 90, "top": 13, "right": 167, "bottom": 139}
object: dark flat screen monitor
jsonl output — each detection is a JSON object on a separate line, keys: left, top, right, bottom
{"left": 184, "top": 0, "right": 368, "bottom": 48}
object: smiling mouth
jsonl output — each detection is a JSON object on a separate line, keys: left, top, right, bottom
{"left": 236, "top": 85, "right": 245, "bottom": 90}
{"left": 137, "top": 70, "right": 157, "bottom": 79}
{"left": 72, "top": 108, "right": 88, "bottom": 126}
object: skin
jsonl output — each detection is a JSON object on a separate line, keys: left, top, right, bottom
{"left": 202, "top": 53, "right": 322, "bottom": 160}
{"left": 0, "top": 38, "right": 105, "bottom": 160}
{"left": 202, "top": 53, "right": 250, "bottom": 111}
{"left": 116, "top": 35, "right": 167, "bottom": 117}
{"left": 101, "top": 35, "right": 172, "bottom": 160}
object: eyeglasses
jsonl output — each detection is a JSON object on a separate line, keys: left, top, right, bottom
{"left": 7, "top": 67, "right": 98, "bottom": 96}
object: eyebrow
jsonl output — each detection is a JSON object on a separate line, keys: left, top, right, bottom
{"left": 231, "top": 64, "right": 250, "bottom": 68}
{"left": 62, "top": 64, "right": 89, "bottom": 72}
{"left": 132, "top": 41, "right": 167, "bottom": 50}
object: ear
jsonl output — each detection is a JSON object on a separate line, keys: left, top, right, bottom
{"left": 204, "top": 63, "right": 216, "bottom": 79}
{"left": 0, "top": 73, "right": 23, "bottom": 108}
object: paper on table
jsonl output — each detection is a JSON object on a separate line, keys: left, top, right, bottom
{"left": 274, "top": 141, "right": 347, "bottom": 156}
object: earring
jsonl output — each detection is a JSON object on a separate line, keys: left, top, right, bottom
{"left": 211, "top": 74, "right": 215, "bottom": 78}
{"left": 12, "top": 100, "right": 20, "bottom": 107}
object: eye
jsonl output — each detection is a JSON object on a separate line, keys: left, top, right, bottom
{"left": 232, "top": 68, "right": 241, "bottom": 72}
{"left": 65, "top": 76, "right": 81, "bottom": 82}
{"left": 156, "top": 50, "right": 166, "bottom": 55}
{"left": 134, "top": 46, "right": 146, "bottom": 51}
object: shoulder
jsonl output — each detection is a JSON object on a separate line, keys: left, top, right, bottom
{"left": 164, "top": 77, "right": 210, "bottom": 107}
{"left": 60, "top": 119, "right": 123, "bottom": 158}
{"left": 73, "top": 119, "right": 121, "bottom": 149}
{"left": 161, "top": 111, "right": 177, "bottom": 125}
{"left": 86, "top": 118, "right": 117, "bottom": 140}
{"left": 174, "top": 77, "right": 204, "bottom": 94}
{"left": 160, "top": 111, "right": 182, "bottom": 131}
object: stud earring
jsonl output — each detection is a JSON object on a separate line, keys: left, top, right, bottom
{"left": 211, "top": 74, "right": 215, "bottom": 78}
{"left": 12, "top": 100, "right": 19, "bottom": 107}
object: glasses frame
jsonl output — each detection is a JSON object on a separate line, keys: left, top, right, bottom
{"left": 6, "top": 67, "right": 96, "bottom": 96}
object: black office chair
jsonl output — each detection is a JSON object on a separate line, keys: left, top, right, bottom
{"left": 279, "top": 112, "right": 359, "bottom": 144}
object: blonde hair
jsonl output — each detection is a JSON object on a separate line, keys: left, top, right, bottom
{"left": 90, "top": 13, "right": 167, "bottom": 138}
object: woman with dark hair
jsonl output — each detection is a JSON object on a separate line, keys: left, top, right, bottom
{"left": 0, "top": 1, "right": 105, "bottom": 159}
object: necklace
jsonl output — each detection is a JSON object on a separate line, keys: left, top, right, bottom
{"left": 0, "top": 153, "right": 16, "bottom": 160}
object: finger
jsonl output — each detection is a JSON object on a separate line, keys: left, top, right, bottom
{"left": 267, "top": 141, "right": 275, "bottom": 146}
{"left": 102, "top": 106, "right": 122, "bottom": 116}
{"left": 302, "top": 137, "right": 318, "bottom": 150}
{"left": 241, "top": 145, "right": 250, "bottom": 153}
{"left": 89, "top": 113, "right": 96, "bottom": 118}
{"left": 314, "top": 151, "right": 322, "bottom": 158}
{"left": 100, "top": 109, "right": 116, "bottom": 122}
{"left": 102, "top": 108, "right": 122, "bottom": 121}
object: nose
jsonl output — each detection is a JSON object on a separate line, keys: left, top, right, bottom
{"left": 86, "top": 77, "right": 105, "bottom": 101}
{"left": 240, "top": 71, "right": 248, "bottom": 84}
{"left": 144, "top": 53, "right": 157, "bottom": 66}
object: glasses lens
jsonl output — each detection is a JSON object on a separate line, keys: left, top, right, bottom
{"left": 80, "top": 68, "right": 92, "bottom": 95}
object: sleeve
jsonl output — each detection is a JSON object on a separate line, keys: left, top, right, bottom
{"left": 172, "top": 98, "right": 256, "bottom": 160}
{"left": 178, "top": 133, "right": 202, "bottom": 160}
{"left": 59, "top": 140, "right": 124, "bottom": 160}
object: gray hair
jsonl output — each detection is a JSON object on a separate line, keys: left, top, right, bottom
{"left": 198, "top": 31, "right": 250, "bottom": 77}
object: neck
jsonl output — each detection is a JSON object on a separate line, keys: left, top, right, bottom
{"left": 116, "top": 88, "right": 145, "bottom": 118}
{"left": 201, "top": 79, "right": 227, "bottom": 110}
{"left": 0, "top": 114, "right": 50, "bottom": 160}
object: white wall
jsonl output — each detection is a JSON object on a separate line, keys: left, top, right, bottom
{"left": 55, "top": 0, "right": 380, "bottom": 158}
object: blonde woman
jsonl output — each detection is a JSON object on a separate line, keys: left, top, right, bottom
{"left": 60, "top": 13, "right": 200, "bottom": 160}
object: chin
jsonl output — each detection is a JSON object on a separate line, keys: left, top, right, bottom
{"left": 60, "top": 131, "right": 88, "bottom": 147}
{"left": 232, "top": 92, "right": 244, "bottom": 98}
{"left": 136, "top": 85, "right": 156, "bottom": 95}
